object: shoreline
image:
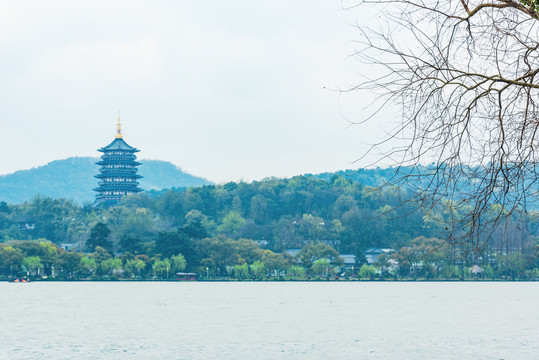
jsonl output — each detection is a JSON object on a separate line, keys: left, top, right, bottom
{"left": 4, "top": 278, "right": 536, "bottom": 283}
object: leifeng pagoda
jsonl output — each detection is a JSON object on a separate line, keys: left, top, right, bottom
{"left": 94, "top": 116, "right": 143, "bottom": 205}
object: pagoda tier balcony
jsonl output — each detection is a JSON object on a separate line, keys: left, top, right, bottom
{"left": 95, "top": 173, "right": 142, "bottom": 180}
{"left": 95, "top": 195, "right": 124, "bottom": 202}
{"left": 96, "top": 198, "right": 122, "bottom": 201}
{"left": 95, "top": 169, "right": 141, "bottom": 175}
{"left": 95, "top": 175, "right": 141, "bottom": 182}
{"left": 96, "top": 168, "right": 140, "bottom": 174}
{"left": 96, "top": 167, "right": 139, "bottom": 173}
{"left": 95, "top": 176, "right": 141, "bottom": 181}
{"left": 97, "top": 155, "right": 139, "bottom": 162}
{"left": 96, "top": 195, "right": 123, "bottom": 199}
{"left": 98, "top": 153, "right": 139, "bottom": 160}
{"left": 94, "top": 188, "right": 143, "bottom": 194}
{"left": 96, "top": 167, "right": 141, "bottom": 173}
{"left": 101, "top": 150, "right": 138, "bottom": 156}
{"left": 98, "top": 148, "right": 139, "bottom": 154}
{"left": 94, "top": 182, "right": 142, "bottom": 189}
{"left": 95, "top": 184, "right": 139, "bottom": 190}
{"left": 96, "top": 160, "right": 141, "bottom": 166}
{"left": 96, "top": 160, "right": 142, "bottom": 167}
{"left": 97, "top": 180, "right": 140, "bottom": 187}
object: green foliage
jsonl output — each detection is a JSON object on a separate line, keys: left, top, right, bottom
{"left": 80, "top": 256, "right": 97, "bottom": 276}
{"left": 153, "top": 258, "right": 171, "bottom": 278}
{"left": 38, "top": 241, "right": 59, "bottom": 276}
{"left": 107, "top": 207, "right": 156, "bottom": 242}
{"left": 119, "top": 236, "right": 144, "bottom": 254}
{"left": 520, "top": 0, "right": 539, "bottom": 11}
{"left": 442, "top": 265, "right": 462, "bottom": 280}
{"left": 217, "top": 211, "right": 246, "bottom": 236}
{"left": 287, "top": 265, "right": 306, "bottom": 279}
{"left": 0, "top": 169, "right": 535, "bottom": 280}
{"left": 250, "top": 260, "right": 265, "bottom": 279}
{"left": 0, "top": 202, "right": 10, "bottom": 214}
{"left": 2, "top": 172, "right": 532, "bottom": 258}
{"left": 182, "top": 211, "right": 209, "bottom": 240}
{"left": 124, "top": 259, "right": 146, "bottom": 277}
{"left": 262, "top": 250, "right": 289, "bottom": 276}
{"left": 171, "top": 253, "right": 187, "bottom": 272}
{"left": 86, "top": 223, "right": 113, "bottom": 253}
{"left": 312, "top": 258, "right": 330, "bottom": 276}
{"left": 92, "top": 246, "right": 112, "bottom": 263}
{"left": 297, "top": 242, "right": 343, "bottom": 269}
{"left": 23, "top": 196, "right": 79, "bottom": 244}
{"left": 358, "top": 264, "right": 377, "bottom": 279}
{"left": 155, "top": 231, "right": 196, "bottom": 264}
{"left": 58, "top": 251, "right": 83, "bottom": 278}
{"left": 233, "top": 263, "right": 249, "bottom": 279}
{"left": 101, "top": 258, "right": 122, "bottom": 276}
{"left": 496, "top": 253, "right": 529, "bottom": 280}
{"left": 0, "top": 246, "right": 24, "bottom": 275}
{"left": 22, "top": 256, "right": 42, "bottom": 275}
{"left": 483, "top": 265, "right": 494, "bottom": 279}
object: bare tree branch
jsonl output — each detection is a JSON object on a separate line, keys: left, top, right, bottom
{"left": 346, "top": 0, "right": 539, "bottom": 250}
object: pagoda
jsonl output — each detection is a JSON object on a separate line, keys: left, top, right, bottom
{"left": 94, "top": 115, "right": 143, "bottom": 205}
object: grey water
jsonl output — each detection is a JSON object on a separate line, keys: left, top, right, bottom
{"left": 0, "top": 282, "right": 537, "bottom": 359}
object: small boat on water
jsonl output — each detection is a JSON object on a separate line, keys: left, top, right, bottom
{"left": 8, "top": 278, "right": 30, "bottom": 283}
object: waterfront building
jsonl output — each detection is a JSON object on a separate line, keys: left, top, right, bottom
{"left": 364, "top": 247, "right": 394, "bottom": 264}
{"left": 94, "top": 116, "right": 142, "bottom": 205}
{"left": 175, "top": 272, "right": 198, "bottom": 281}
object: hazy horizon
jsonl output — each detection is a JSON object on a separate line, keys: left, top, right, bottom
{"left": 0, "top": 154, "right": 373, "bottom": 185}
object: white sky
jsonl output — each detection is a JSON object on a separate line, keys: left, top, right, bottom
{"left": 0, "top": 1, "right": 393, "bottom": 183}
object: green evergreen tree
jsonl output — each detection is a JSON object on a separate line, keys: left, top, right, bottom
{"left": 86, "top": 222, "right": 113, "bottom": 254}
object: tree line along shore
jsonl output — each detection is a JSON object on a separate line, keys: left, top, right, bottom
{"left": 0, "top": 175, "right": 537, "bottom": 281}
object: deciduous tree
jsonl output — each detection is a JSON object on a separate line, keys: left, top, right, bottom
{"left": 171, "top": 253, "right": 187, "bottom": 273}
{"left": 349, "top": 0, "right": 538, "bottom": 247}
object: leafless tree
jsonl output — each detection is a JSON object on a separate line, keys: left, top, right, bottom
{"left": 345, "top": 0, "right": 538, "bottom": 253}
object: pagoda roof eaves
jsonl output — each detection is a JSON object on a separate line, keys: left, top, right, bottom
{"left": 98, "top": 138, "right": 140, "bottom": 152}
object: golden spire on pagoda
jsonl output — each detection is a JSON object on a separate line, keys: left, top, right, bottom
{"left": 116, "top": 110, "right": 123, "bottom": 138}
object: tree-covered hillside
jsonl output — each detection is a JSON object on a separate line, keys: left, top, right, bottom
{"left": 0, "top": 157, "right": 212, "bottom": 204}
{"left": 0, "top": 174, "right": 536, "bottom": 280}
{"left": 1, "top": 174, "right": 535, "bottom": 259}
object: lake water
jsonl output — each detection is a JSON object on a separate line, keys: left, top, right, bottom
{"left": 0, "top": 282, "right": 537, "bottom": 359}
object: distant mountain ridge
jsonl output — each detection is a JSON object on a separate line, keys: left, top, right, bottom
{"left": 0, "top": 157, "right": 213, "bottom": 204}
{"left": 2, "top": 159, "right": 536, "bottom": 211}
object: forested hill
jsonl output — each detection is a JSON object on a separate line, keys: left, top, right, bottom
{"left": 0, "top": 157, "right": 212, "bottom": 204}
{"left": 308, "top": 167, "right": 404, "bottom": 188}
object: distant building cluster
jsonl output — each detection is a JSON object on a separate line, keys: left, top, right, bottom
{"left": 285, "top": 247, "right": 394, "bottom": 270}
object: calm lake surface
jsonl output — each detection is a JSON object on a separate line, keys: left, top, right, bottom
{"left": 0, "top": 282, "right": 537, "bottom": 359}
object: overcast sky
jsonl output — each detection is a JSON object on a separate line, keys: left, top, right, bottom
{"left": 0, "top": 1, "right": 393, "bottom": 183}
